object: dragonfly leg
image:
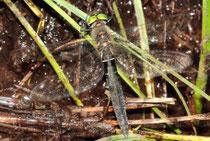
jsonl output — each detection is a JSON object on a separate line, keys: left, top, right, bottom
{"left": 103, "top": 89, "right": 111, "bottom": 117}
{"left": 80, "top": 28, "right": 91, "bottom": 33}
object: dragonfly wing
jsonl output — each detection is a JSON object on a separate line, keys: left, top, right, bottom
{"left": 150, "top": 50, "right": 193, "bottom": 75}
{"left": 111, "top": 40, "right": 192, "bottom": 78}
{"left": 111, "top": 44, "right": 142, "bottom": 77}
{"left": 31, "top": 43, "right": 104, "bottom": 102}
{"left": 30, "top": 75, "right": 69, "bottom": 101}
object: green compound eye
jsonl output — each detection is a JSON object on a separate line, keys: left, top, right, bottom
{"left": 87, "top": 15, "right": 97, "bottom": 25}
{"left": 97, "top": 14, "right": 108, "bottom": 21}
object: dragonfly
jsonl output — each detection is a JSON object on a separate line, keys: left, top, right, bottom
{"left": 10, "top": 13, "right": 193, "bottom": 138}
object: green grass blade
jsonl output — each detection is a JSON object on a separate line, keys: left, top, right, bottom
{"left": 112, "top": 2, "right": 127, "bottom": 39}
{"left": 52, "top": 0, "right": 87, "bottom": 21}
{"left": 133, "top": 0, "right": 155, "bottom": 100}
{"left": 194, "top": 0, "right": 210, "bottom": 114}
{"left": 133, "top": 0, "right": 150, "bottom": 51}
{"left": 3, "top": 0, "right": 83, "bottom": 106}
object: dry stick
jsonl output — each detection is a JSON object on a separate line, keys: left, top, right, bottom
{"left": 1, "top": 106, "right": 209, "bottom": 136}
{"left": 126, "top": 97, "right": 176, "bottom": 105}
{"left": 0, "top": 111, "right": 111, "bottom": 128}
{"left": 75, "top": 46, "right": 81, "bottom": 93}
{"left": 1, "top": 111, "right": 209, "bottom": 128}
{"left": 71, "top": 97, "right": 175, "bottom": 113}
{"left": 71, "top": 103, "right": 161, "bottom": 113}
{"left": 106, "top": 113, "right": 210, "bottom": 125}
{"left": 0, "top": 112, "right": 114, "bottom": 137}
{"left": 173, "top": 34, "right": 194, "bottom": 50}
{"left": 0, "top": 105, "right": 31, "bottom": 114}
{"left": 18, "top": 60, "right": 44, "bottom": 86}
{"left": 0, "top": 122, "right": 41, "bottom": 133}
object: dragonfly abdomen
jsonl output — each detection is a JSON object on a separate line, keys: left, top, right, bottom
{"left": 103, "top": 50, "right": 129, "bottom": 138}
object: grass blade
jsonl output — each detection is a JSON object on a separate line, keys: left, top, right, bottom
{"left": 52, "top": 0, "right": 87, "bottom": 20}
{"left": 194, "top": 0, "right": 210, "bottom": 114}
{"left": 133, "top": 0, "right": 155, "bottom": 100}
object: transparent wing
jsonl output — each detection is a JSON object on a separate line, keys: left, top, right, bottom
{"left": 10, "top": 42, "right": 104, "bottom": 102}
{"left": 31, "top": 43, "right": 104, "bottom": 101}
{"left": 111, "top": 44, "right": 192, "bottom": 78}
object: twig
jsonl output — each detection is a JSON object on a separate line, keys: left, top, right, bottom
{"left": 106, "top": 113, "right": 210, "bottom": 125}
{"left": 126, "top": 97, "right": 176, "bottom": 105}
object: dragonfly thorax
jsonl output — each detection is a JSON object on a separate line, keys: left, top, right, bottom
{"left": 90, "top": 24, "right": 113, "bottom": 53}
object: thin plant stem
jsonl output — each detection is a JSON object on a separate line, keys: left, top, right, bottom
{"left": 194, "top": 0, "right": 210, "bottom": 114}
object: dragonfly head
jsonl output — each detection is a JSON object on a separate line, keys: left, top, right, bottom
{"left": 87, "top": 13, "right": 108, "bottom": 27}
